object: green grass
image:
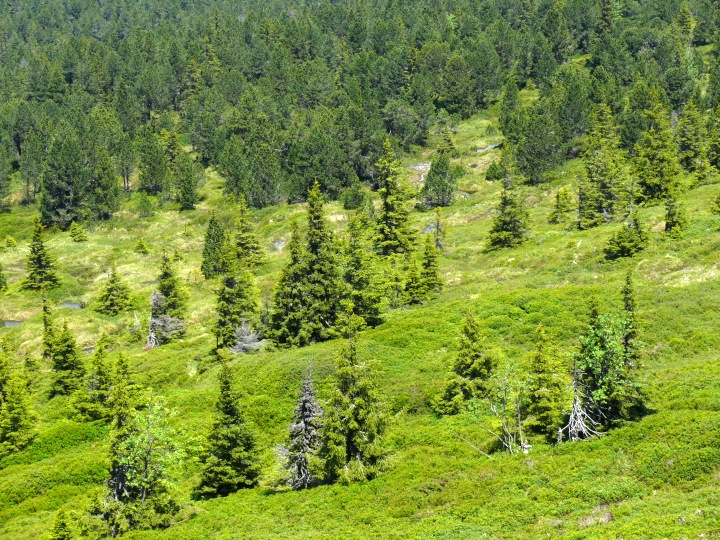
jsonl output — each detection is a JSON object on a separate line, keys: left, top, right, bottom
{"left": 2, "top": 94, "right": 720, "bottom": 539}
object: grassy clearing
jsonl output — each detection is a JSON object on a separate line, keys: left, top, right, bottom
{"left": 2, "top": 92, "right": 720, "bottom": 539}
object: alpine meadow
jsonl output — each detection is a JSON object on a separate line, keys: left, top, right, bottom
{"left": 2, "top": 0, "right": 720, "bottom": 538}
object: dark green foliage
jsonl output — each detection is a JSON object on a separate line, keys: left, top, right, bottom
{"left": 22, "top": 218, "right": 60, "bottom": 291}
{"left": 0, "top": 263, "right": 7, "bottom": 292}
{"left": 403, "top": 257, "right": 426, "bottom": 306}
{"left": 340, "top": 181, "right": 367, "bottom": 211}
{"left": 420, "top": 234, "right": 442, "bottom": 295}
{"left": 156, "top": 252, "right": 189, "bottom": 321}
{"left": 69, "top": 222, "right": 88, "bottom": 242}
{"left": 0, "top": 371, "right": 36, "bottom": 456}
{"left": 89, "top": 150, "right": 122, "bottom": 220}
{"left": 633, "top": 91, "right": 682, "bottom": 200}
{"left": 234, "top": 197, "right": 265, "bottom": 268}
{"left": 488, "top": 178, "right": 530, "bottom": 249}
{"left": 214, "top": 246, "right": 258, "bottom": 349}
{"left": 527, "top": 326, "right": 569, "bottom": 440}
{"left": 580, "top": 103, "right": 628, "bottom": 228}
{"left": 675, "top": 100, "right": 710, "bottom": 180}
{"left": 271, "top": 184, "right": 343, "bottom": 347}
{"left": 485, "top": 161, "right": 505, "bottom": 182}
{"left": 375, "top": 140, "right": 413, "bottom": 256}
{"left": 95, "top": 265, "right": 133, "bottom": 316}
{"left": 201, "top": 213, "right": 226, "bottom": 279}
{"left": 604, "top": 214, "right": 648, "bottom": 260}
{"left": 549, "top": 187, "right": 575, "bottom": 224}
{"left": 49, "top": 508, "right": 73, "bottom": 540}
{"left": 72, "top": 343, "right": 113, "bottom": 422}
{"left": 50, "top": 323, "right": 85, "bottom": 397}
{"left": 513, "top": 104, "right": 562, "bottom": 184}
{"left": 281, "top": 375, "right": 323, "bottom": 490}
{"left": 321, "top": 338, "right": 386, "bottom": 484}
{"left": 196, "top": 362, "right": 259, "bottom": 498}
{"left": 39, "top": 126, "right": 87, "bottom": 228}
{"left": 343, "top": 214, "right": 383, "bottom": 328}
{"left": 435, "top": 311, "right": 500, "bottom": 415}
{"left": 499, "top": 77, "right": 522, "bottom": 144}
{"left": 420, "top": 152, "right": 457, "bottom": 208}
{"left": 138, "top": 130, "right": 172, "bottom": 196}
{"left": 175, "top": 151, "right": 200, "bottom": 210}
{"left": 664, "top": 189, "right": 688, "bottom": 237}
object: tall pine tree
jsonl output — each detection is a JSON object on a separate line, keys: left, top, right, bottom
{"left": 420, "top": 234, "right": 442, "bottom": 295}
{"left": 488, "top": 177, "right": 530, "bottom": 249}
{"left": 343, "top": 213, "right": 383, "bottom": 328}
{"left": 201, "top": 213, "right": 226, "bottom": 279}
{"left": 72, "top": 343, "right": 114, "bottom": 422}
{"left": 22, "top": 217, "right": 60, "bottom": 291}
{"left": 436, "top": 311, "right": 500, "bottom": 414}
{"left": 0, "top": 370, "right": 37, "bottom": 456}
{"left": 633, "top": 90, "right": 682, "bottom": 200}
{"left": 195, "top": 362, "right": 260, "bottom": 498}
{"left": 50, "top": 323, "right": 85, "bottom": 397}
{"left": 214, "top": 240, "right": 259, "bottom": 349}
{"left": 580, "top": 103, "right": 628, "bottom": 228}
{"left": 374, "top": 139, "right": 413, "bottom": 255}
{"left": 234, "top": 196, "right": 265, "bottom": 268}
{"left": 321, "top": 337, "right": 386, "bottom": 483}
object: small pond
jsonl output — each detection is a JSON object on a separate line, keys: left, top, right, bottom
{"left": 60, "top": 302, "right": 84, "bottom": 309}
{"left": 2, "top": 320, "right": 22, "bottom": 327}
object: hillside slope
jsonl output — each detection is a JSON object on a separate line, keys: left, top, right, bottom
{"left": 2, "top": 106, "right": 720, "bottom": 540}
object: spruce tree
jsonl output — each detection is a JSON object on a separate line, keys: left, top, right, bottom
{"left": 0, "top": 263, "right": 7, "bottom": 292}
{"left": 435, "top": 311, "right": 500, "bottom": 414}
{"left": 374, "top": 139, "right": 413, "bottom": 255}
{"left": 581, "top": 103, "right": 628, "bottom": 227}
{"left": 0, "top": 352, "right": 10, "bottom": 402}
{"left": 281, "top": 375, "right": 324, "bottom": 490}
{"left": 175, "top": 151, "right": 199, "bottom": 211}
{"left": 49, "top": 508, "right": 73, "bottom": 540}
{"left": 675, "top": 100, "right": 710, "bottom": 181}
{"left": 271, "top": 223, "right": 307, "bottom": 345}
{"left": 499, "top": 76, "right": 522, "bottom": 145}
{"left": 527, "top": 326, "right": 568, "bottom": 440}
{"left": 604, "top": 213, "right": 648, "bottom": 260}
{"left": 95, "top": 264, "right": 133, "bottom": 316}
{"left": 134, "top": 238, "right": 150, "bottom": 254}
{"left": 42, "top": 297, "right": 56, "bottom": 361}
{"left": 621, "top": 271, "right": 638, "bottom": 361}
{"left": 196, "top": 362, "right": 260, "bottom": 498}
{"left": 72, "top": 343, "right": 114, "bottom": 422}
{"left": 420, "top": 234, "right": 442, "bottom": 295}
{"left": 633, "top": 90, "right": 682, "bottom": 200}
{"left": 272, "top": 184, "right": 343, "bottom": 346}
{"left": 550, "top": 187, "right": 575, "bottom": 224}
{"left": 50, "top": 323, "right": 85, "bottom": 397}
{"left": 0, "top": 371, "right": 36, "bottom": 456}
{"left": 343, "top": 213, "right": 383, "bottom": 328}
{"left": 201, "top": 213, "right": 226, "bottom": 279}
{"left": 420, "top": 151, "right": 456, "bottom": 207}
{"left": 69, "top": 221, "right": 88, "bottom": 242}
{"left": 138, "top": 129, "right": 171, "bottom": 195}
{"left": 403, "top": 256, "right": 426, "bottom": 305}
{"left": 709, "top": 104, "right": 720, "bottom": 171}
{"left": 234, "top": 196, "right": 265, "bottom": 268}
{"left": 321, "top": 337, "right": 386, "bottom": 483}
{"left": 214, "top": 243, "right": 259, "bottom": 349}
{"left": 156, "top": 252, "right": 189, "bottom": 320}
{"left": 22, "top": 217, "right": 60, "bottom": 291}
{"left": 664, "top": 189, "right": 688, "bottom": 237}
{"left": 488, "top": 177, "right": 530, "bottom": 249}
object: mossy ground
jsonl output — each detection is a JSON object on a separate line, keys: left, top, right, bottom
{"left": 2, "top": 93, "right": 720, "bottom": 539}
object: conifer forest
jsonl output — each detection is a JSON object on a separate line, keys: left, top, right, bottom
{"left": 2, "top": 0, "right": 720, "bottom": 538}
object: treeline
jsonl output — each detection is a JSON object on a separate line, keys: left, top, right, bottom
{"left": 2, "top": 0, "right": 719, "bottom": 218}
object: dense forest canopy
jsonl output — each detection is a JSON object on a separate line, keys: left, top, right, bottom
{"left": 1, "top": 0, "right": 719, "bottom": 215}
